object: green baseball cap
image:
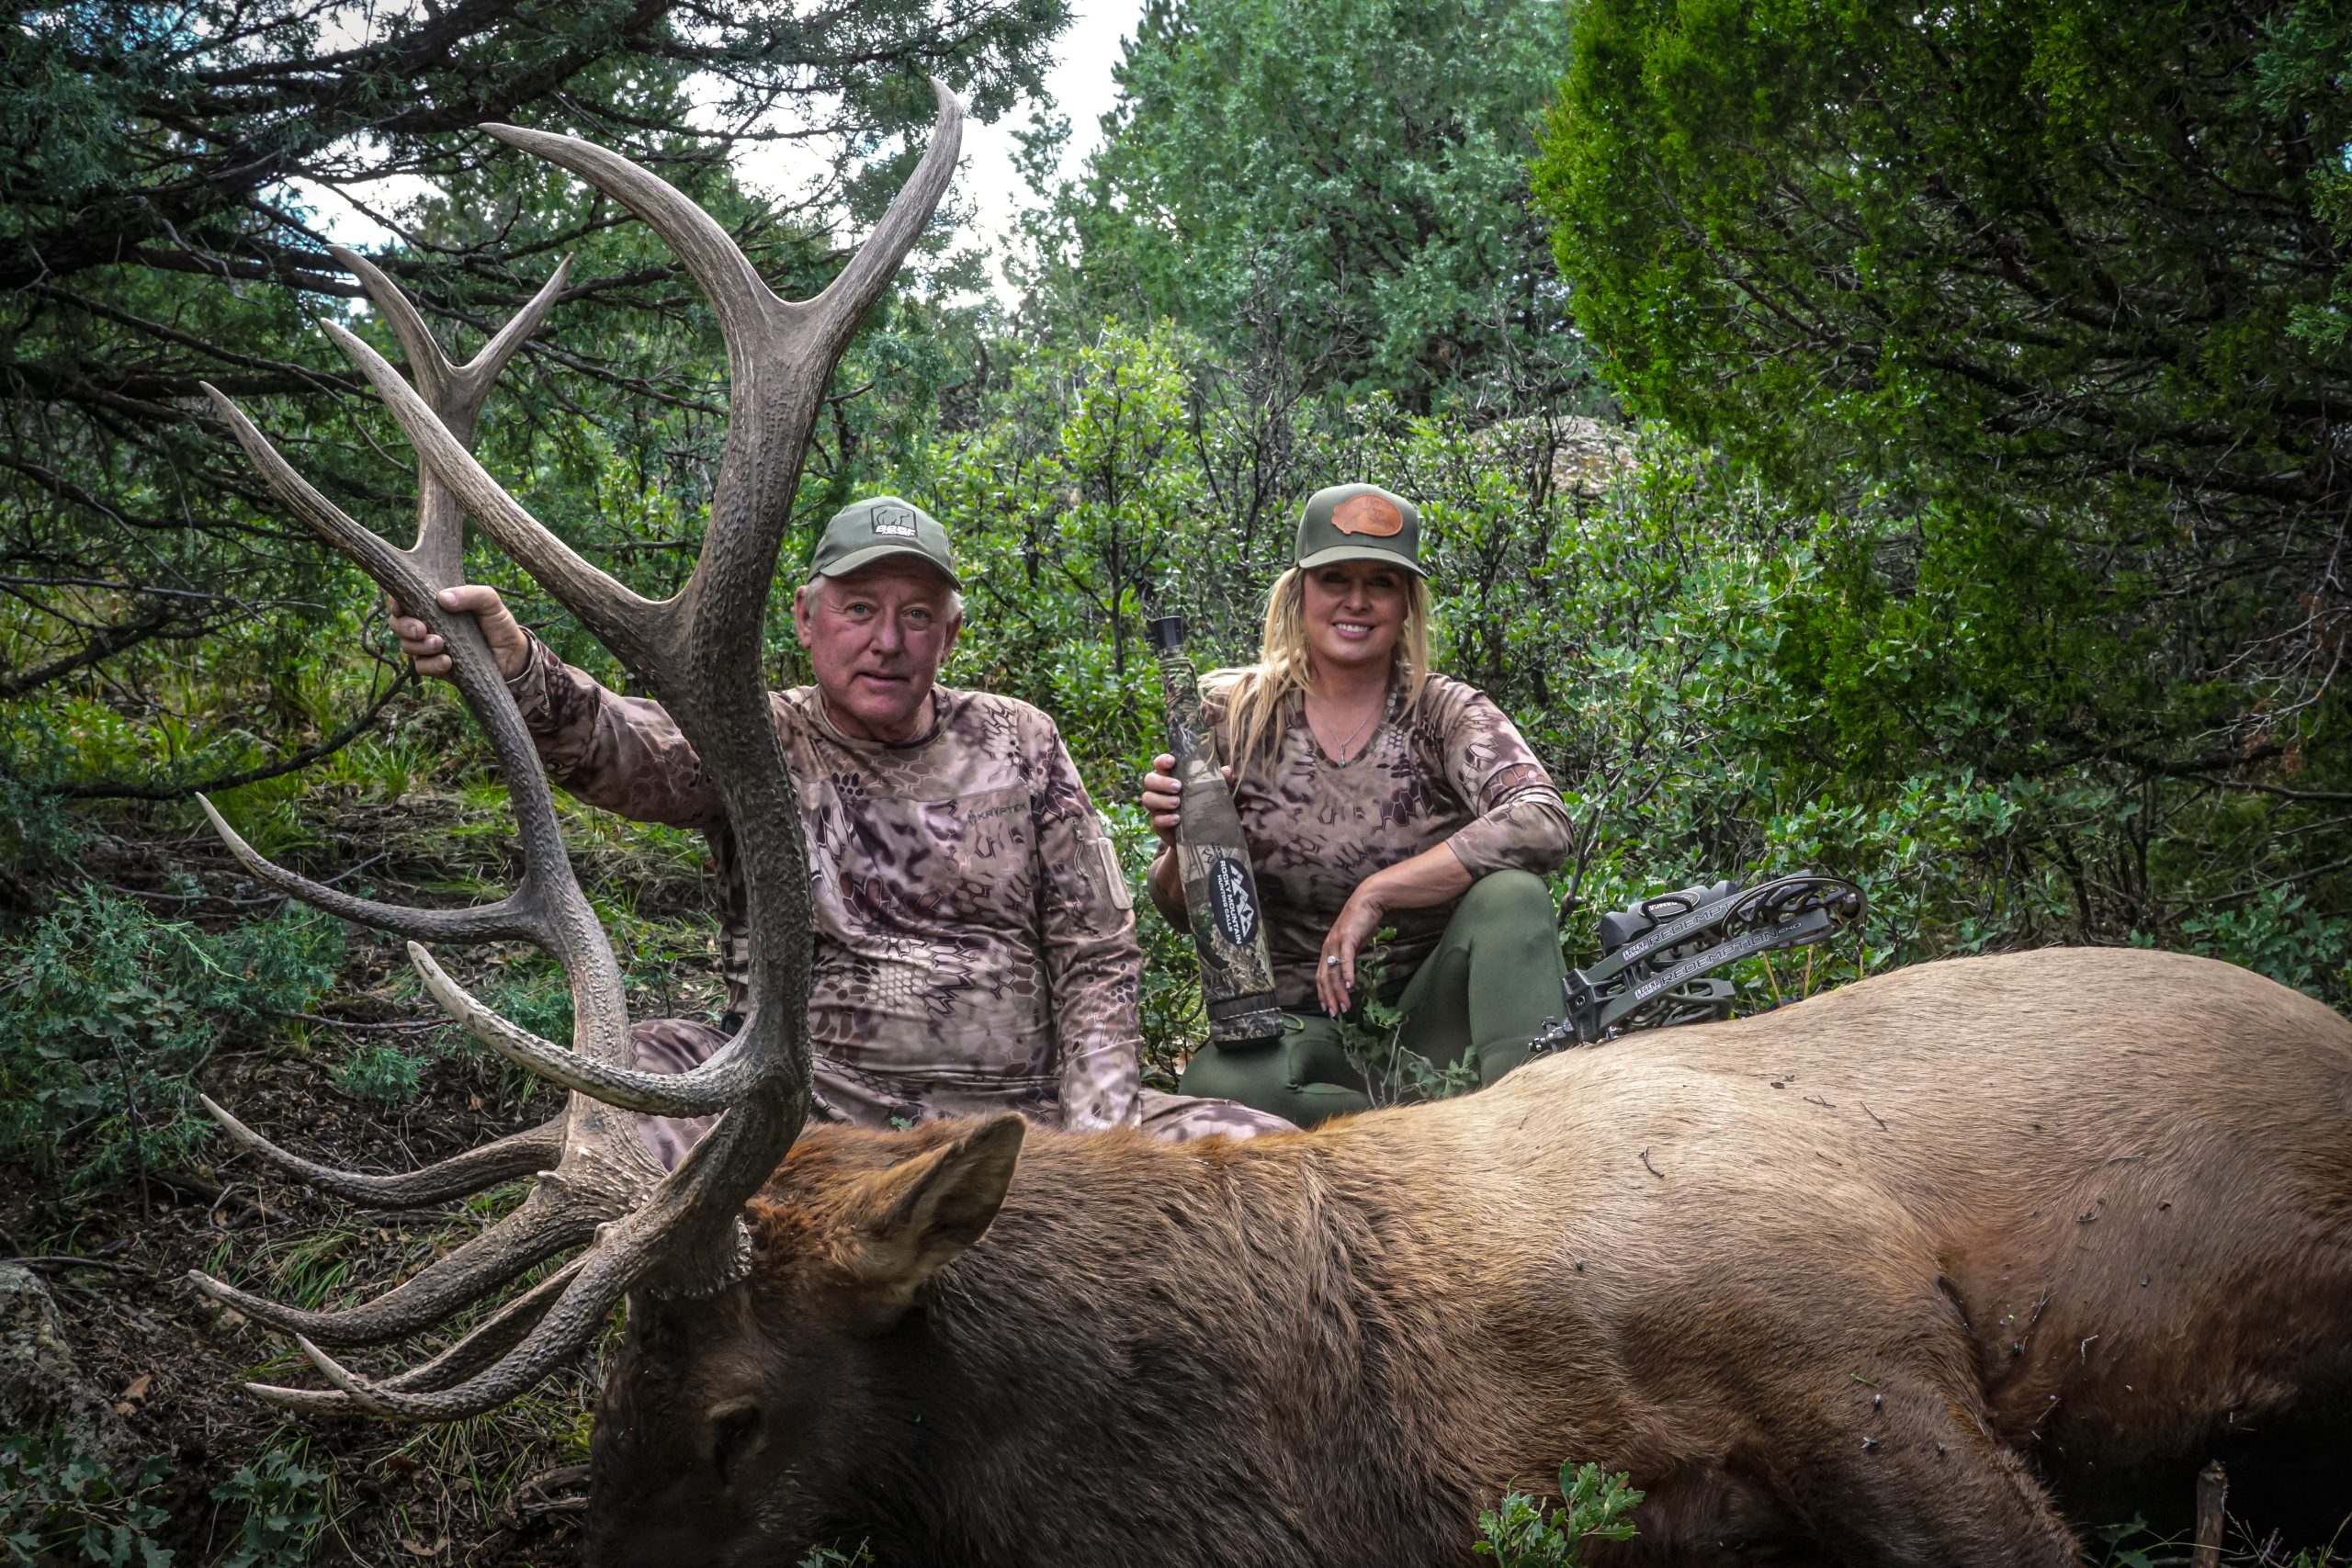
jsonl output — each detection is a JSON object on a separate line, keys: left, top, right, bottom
{"left": 1293, "top": 483, "right": 1427, "bottom": 579}
{"left": 808, "top": 496, "right": 959, "bottom": 586}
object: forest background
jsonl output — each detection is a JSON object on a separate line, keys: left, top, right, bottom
{"left": 1, "top": 0, "right": 2347, "bottom": 1562}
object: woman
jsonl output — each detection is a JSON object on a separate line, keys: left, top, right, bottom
{"left": 1141, "top": 482, "right": 1575, "bottom": 1126}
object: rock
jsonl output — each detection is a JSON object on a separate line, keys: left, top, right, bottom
{"left": 0, "top": 1262, "right": 137, "bottom": 1466}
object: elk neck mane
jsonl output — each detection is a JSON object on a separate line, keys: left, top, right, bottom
{"left": 741, "top": 1120, "right": 1506, "bottom": 1562}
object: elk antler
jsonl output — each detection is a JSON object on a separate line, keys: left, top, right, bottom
{"left": 187, "top": 87, "right": 965, "bottom": 1420}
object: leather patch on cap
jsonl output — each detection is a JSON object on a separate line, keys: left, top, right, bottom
{"left": 1331, "top": 493, "right": 1404, "bottom": 537}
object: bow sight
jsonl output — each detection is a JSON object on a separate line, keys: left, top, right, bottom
{"left": 1531, "top": 873, "right": 1867, "bottom": 1053}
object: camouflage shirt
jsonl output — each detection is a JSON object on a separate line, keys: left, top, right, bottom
{"left": 1207, "top": 674, "right": 1574, "bottom": 1009}
{"left": 504, "top": 635, "right": 1143, "bottom": 1132}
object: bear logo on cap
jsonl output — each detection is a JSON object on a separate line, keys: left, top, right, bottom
{"left": 872, "top": 505, "right": 918, "bottom": 537}
{"left": 1332, "top": 493, "right": 1404, "bottom": 537}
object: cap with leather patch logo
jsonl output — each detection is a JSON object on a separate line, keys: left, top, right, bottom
{"left": 1293, "top": 483, "right": 1425, "bottom": 578}
{"left": 808, "top": 495, "right": 959, "bottom": 586}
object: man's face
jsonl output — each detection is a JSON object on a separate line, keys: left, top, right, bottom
{"left": 792, "top": 560, "right": 961, "bottom": 743}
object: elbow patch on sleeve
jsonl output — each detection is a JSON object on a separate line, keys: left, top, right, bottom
{"left": 1091, "top": 829, "right": 1134, "bottom": 911}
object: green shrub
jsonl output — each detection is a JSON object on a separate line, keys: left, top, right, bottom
{"left": 0, "top": 1429, "right": 175, "bottom": 1568}
{"left": 0, "top": 732, "right": 83, "bottom": 875}
{"left": 209, "top": 1447, "right": 327, "bottom": 1568}
{"left": 797, "top": 1547, "right": 875, "bottom": 1568}
{"left": 0, "top": 888, "right": 342, "bottom": 1186}
{"left": 1474, "top": 1461, "right": 1644, "bottom": 1568}
{"left": 329, "top": 1043, "right": 424, "bottom": 1107}
{"left": 1331, "top": 940, "right": 1480, "bottom": 1106}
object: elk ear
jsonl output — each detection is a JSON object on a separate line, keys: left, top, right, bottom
{"left": 840, "top": 1113, "right": 1026, "bottom": 1319}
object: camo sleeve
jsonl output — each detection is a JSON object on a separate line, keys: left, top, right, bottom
{"left": 502, "top": 631, "right": 724, "bottom": 829}
{"left": 1027, "top": 716, "right": 1145, "bottom": 1133}
{"left": 1431, "top": 681, "right": 1575, "bottom": 880}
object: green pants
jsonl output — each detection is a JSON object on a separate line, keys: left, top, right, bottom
{"left": 1178, "top": 870, "right": 1567, "bottom": 1128}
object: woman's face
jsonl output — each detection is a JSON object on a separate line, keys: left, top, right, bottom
{"left": 1299, "top": 558, "right": 1408, "bottom": 677}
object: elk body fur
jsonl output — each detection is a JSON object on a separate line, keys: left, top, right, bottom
{"left": 588, "top": 946, "right": 2352, "bottom": 1567}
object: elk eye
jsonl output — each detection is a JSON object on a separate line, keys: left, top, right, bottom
{"left": 710, "top": 1401, "right": 762, "bottom": 1483}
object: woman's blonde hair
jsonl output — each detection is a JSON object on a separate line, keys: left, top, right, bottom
{"left": 1208, "top": 565, "right": 1432, "bottom": 775}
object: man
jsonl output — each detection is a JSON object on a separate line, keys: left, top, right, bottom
{"left": 395, "top": 496, "right": 1286, "bottom": 1156}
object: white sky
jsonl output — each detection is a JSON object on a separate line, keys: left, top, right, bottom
{"left": 956, "top": 0, "right": 1141, "bottom": 295}
{"left": 288, "top": 2, "right": 1144, "bottom": 306}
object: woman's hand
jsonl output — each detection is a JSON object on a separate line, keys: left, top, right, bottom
{"left": 389, "top": 585, "right": 530, "bottom": 682}
{"left": 1317, "top": 883, "right": 1389, "bottom": 1017}
{"left": 1315, "top": 845, "right": 1477, "bottom": 1015}
{"left": 1140, "top": 753, "right": 1183, "bottom": 849}
{"left": 1138, "top": 753, "right": 1235, "bottom": 850}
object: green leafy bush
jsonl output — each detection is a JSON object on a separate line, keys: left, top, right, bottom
{"left": 209, "top": 1448, "right": 327, "bottom": 1568}
{"left": 0, "top": 888, "right": 341, "bottom": 1185}
{"left": 1330, "top": 940, "right": 1479, "bottom": 1106}
{"left": 797, "top": 1547, "right": 875, "bottom": 1568}
{"left": 0, "top": 1430, "right": 175, "bottom": 1568}
{"left": 329, "top": 1043, "right": 424, "bottom": 1107}
{"left": 1474, "top": 1461, "right": 1644, "bottom": 1567}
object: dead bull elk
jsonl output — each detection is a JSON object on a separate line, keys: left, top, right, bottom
{"left": 187, "top": 97, "right": 2352, "bottom": 1567}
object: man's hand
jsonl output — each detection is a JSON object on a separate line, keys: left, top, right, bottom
{"left": 1317, "top": 882, "right": 1388, "bottom": 1017}
{"left": 390, "top": 585, "right": 529, "bottom": 682}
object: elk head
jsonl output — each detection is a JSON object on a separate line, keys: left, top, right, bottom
{"left": 582, "top": 1113, "right": 1028, "bottom": 1567}
{"left": 183, "top": 84, "right": 967, "bottom": 1537}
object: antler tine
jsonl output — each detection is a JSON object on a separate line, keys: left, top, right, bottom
{"left": 320, "top": 321, "right": 662, "bottom": 671}
{"left": 196, "top": 795, "right": 537, "bottom": 942}
{"left": 238, "top": 1382, "right": 368, "bottom": 1418}
{"left": 478, "top": 124, "right": 783, "bottom": 354}
{"left": 455, "top": 257, "right": 575, "bottom": 393}
{"left": 186, "top": 1187, "right": 600, "bottom": 1348}
{"left": 242, "top": 1258, "right": 585, "bottom": 1416}
{"left": 409, "top": 942, "right": 755, "bottom": 1114}
{"left": 380, "top": 1257, "right": 582, "bottom": 1391}
{"left": 804, "top": 81, "right": 965, "bottom": 344}
{"left": 327, "top": 245, "right": 574, "bottom": 436}
{"left": 325, "top": 245, "right": 452, "bottom": 410}
{"left": 199, "top": 1093, "right": 563, "bottom": 1209}
{"left": 327, "top": 245, "right": 575, "bottom": 583}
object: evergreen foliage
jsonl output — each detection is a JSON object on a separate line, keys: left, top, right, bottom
{"left": 1024, "top": 0, "right": 1582, "bottom": 411}
{"left": 0, "top": 0, "right": 1057, "bottom": 795}
{"left": 0, "top": 1431, "right": 174, "bottom": 1568}
{"left": 1535, "top": 0, "right": 2351, "bottom": 964}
